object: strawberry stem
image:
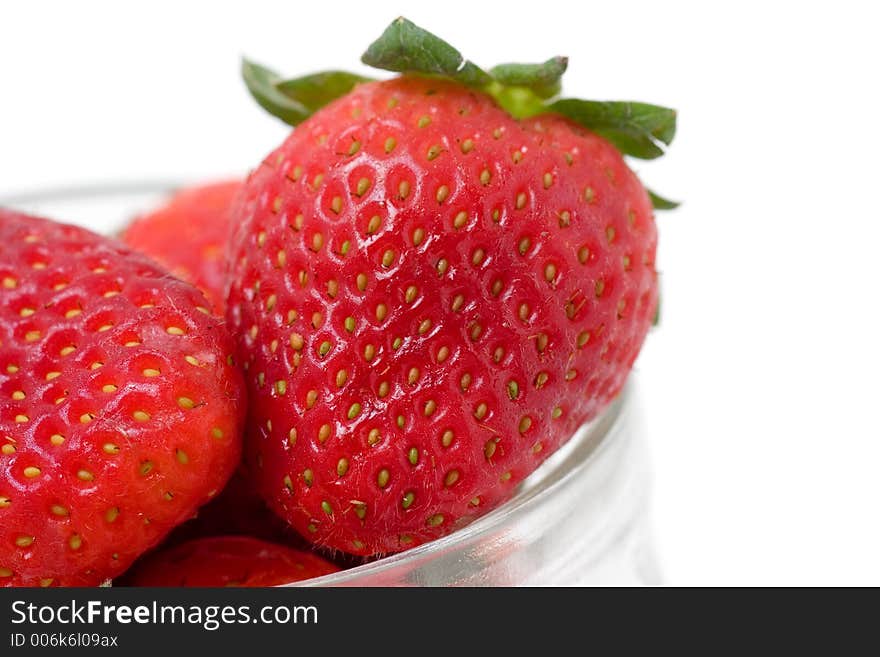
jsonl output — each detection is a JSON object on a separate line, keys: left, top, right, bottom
{"left": 489, "top": 57, "right": 568, "bottom": 99}
{"left": 484, "top": 81, "right": 549, "bottom": 120}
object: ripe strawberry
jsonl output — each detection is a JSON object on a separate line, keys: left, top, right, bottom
{"left": 0, "top": 210, "right": 245, "bottom": 587}
{"left": 121, "top": 536, "right": 339, "bottom": 586}
{"left": 229, "top": 18, "right": 676, "bottom": 555}
{"left": 123, "top": 180, "right": 241, "bottom": 311}
{"left": 125, "top": 181, "right": 295, "bottom": 546}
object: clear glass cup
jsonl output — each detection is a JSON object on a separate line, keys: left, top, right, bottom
{"left": 1, "top": 182, "right": 660, "bottom": 586}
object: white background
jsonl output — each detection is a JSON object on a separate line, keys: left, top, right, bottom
{"left": 2, "top": 1, "right": 879, "bottom": 585}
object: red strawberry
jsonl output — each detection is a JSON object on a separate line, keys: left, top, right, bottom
{"left": 123, "top": 180, "right": 241, "bottom": 311}
{"left": 0, "top": 209, "right": 245, "bottom": 587}
{"left": 125, "top": 182, "right": 300, "bottom": 545}
{"left": 121, "top": 536, "right": 339, "bottom": 586}
{"left": 228, "top": 19, "right": 675, "bottom": 555}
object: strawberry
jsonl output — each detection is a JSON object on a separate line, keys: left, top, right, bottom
{"left": 229, "top": 18, "right": 677, "bottom": 555}
{"left": 121, "top": 536, "right": 339, "bottom": 587}
{"left": 0, "top": 209, "right": 245, "bottom": 587}
{"left": 123, "top": 180, "right": 241, "bottom": 312}
{"left": 123, "top": 181, "right": 285, "bottom": 544}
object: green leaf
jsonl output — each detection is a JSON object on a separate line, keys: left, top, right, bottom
{"left": 361, "top": 17, "right": 491, "bottom": 88}
{"left": 242, "top": 60, "right": 372, "bottom": 127}
{"left": 276, "top": 71, "right": 373, "bottom": 115}
{"left": 548, "top": 99, "right": 677, "bottom": 159}
{"left": 648, "top": 189, "right": 680, "bottom": 210}
{"left": 489, "top": 57, "right": 568, "bottom": 99}
{"left": 241, "top": 58, "right": 312, "bottom": 125}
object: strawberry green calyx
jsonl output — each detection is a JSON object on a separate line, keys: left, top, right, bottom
{"left": 647, "top": 189, "right": 681, "bottom": 210}
{"left": 361, "top": 18, "right": 564, "bottom": 120}
{"left": 549, "top": 99, "right": 676, "bottom": 160}
{"left": 242, "top": 16, "right": 679, "bottom": 209}
{"left": 242, "top": 60, "right": 372, "bottom": 126}
{"left": 490, "top": 57, "right": 569, "bottom": 99}
{"left": 361, "top": 16, "right": 492, "bottom": 88}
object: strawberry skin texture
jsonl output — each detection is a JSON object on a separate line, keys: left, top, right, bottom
{"left": 227, "top": 77, "right": 658, "bottom": 556}
{"left": 123, "top": 180, "right": 241, "bottom": 312}
{"left": 0, "top": 210, "right": 245, "bottom": 587}
{"left": 122, "top": 536, "right": 339, "bottom": 586}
